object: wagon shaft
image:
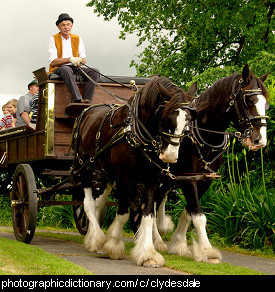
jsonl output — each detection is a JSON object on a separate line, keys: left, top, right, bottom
{"left": 36, "top": 182, "right": 82, "bottom": 195}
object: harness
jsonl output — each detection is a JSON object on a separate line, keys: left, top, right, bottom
{"left": 71, "top": 68, "right": 269, "bottom": 183}
{"left": 70, "top": 82, "right": 193, "bottom": 181}
{"left": 187, "top": 75, "right": 269, "bottom": 172}
{"left": 70, "top": 104, "right": 127, "bottom": 178}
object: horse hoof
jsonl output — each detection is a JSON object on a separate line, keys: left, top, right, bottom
{"left": 208, "top": 258, "right": 220, "bottom": 264}
{"left": 143, "top": 259, "right": 161, "bottom": 268}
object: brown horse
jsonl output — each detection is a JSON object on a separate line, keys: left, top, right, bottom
{"left": 74, "top": 76, "right": 197, "bottom": 266}
{"left": 154, "top": 64, "right": 269, "bottom": 263}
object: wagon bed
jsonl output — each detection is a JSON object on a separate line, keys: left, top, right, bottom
{"left": 0, "top": 67, "right": 150, "bottom": 169}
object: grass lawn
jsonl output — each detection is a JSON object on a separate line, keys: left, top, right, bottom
{"left": 0, "top": 237, "right": 91, "bottom": 275}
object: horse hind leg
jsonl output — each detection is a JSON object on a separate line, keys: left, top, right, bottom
{"left": 103, "top": 212, "right": 129, "bottom": 260}
{"left": 153, "top": 215, "right": 167, "bottom": 252}
{"left": 191, "top": 213, "right": 222, "bottom": 263}
{"left": 131, "top": 214, "right": 165, "bottom": 267}
{"left": 95, "top": 182, "right": 113, "bottom": 223}
{"left": 83, "top": 187, "right": 106, "bottom": 253}
{"left": 156, "top": 192, "right": 174, "bottom": 236}
{"left": 168, "top": 208, "right": 192, "bottom": 256}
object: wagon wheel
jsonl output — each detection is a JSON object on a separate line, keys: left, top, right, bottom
{"left": 11, "top": 164, "right": 37, "bottom": 243}
{"left": 72, "top": 189, "right": 89, "bottom": 235}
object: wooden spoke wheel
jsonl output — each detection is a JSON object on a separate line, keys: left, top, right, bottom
{"left": 11, "top": 164, "right": 37, "bottom": 243}
{"left": 72, "top": 189, "right": 89, "bottom": 235}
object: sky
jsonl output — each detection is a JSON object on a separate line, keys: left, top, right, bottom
{"left": 0, "top": 0, "right": 143, "bottom": 109}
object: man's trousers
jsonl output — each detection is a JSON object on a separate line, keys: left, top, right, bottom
{"left": 54, "top": 65, "right": 100, "bottom": 102}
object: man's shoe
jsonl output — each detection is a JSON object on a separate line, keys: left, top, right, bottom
{"left": 84, "top": 99, "right": 91, "bottom": 103}
{"left": 75, "top": 99, "right": 85, "bottom": 103}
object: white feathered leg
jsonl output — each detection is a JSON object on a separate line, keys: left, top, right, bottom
{"left": 83, "top": 188, "right": 106, "bottom": 253}
{"left": 168, "top": 209, "right": 192, "bottom": 256}
{"left": 95, "top": 183, "right": 113, "bottom": 222}
{"left": 103, "top": 213, "right": 129, "bottom": 260}
{"left": 153, "top": 216, "right": 167, "bottom": 252}
{"left": 156, "top": 193, "right": 174, "bottom": 236}
{"left": 131, "top": 215, "right": 165, "bottom": 267}
{"left": 191, "top": 213, "right": 221, "bottom": 263}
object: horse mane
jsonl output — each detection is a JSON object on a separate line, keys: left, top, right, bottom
{"left": 197, "top": 72, "right": 269, "bottom": 114}
{"left": 138, "top": 76, "right": 171, "bottom": 108}
{"left": 197, "top": 73, "right": 239, "bottom": 114}
{"left": 134, "top": 76, "right": 191, "bottom": 119}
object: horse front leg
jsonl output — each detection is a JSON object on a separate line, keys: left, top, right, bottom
{"left": 191, "top": 212, "right": 221, "bottom": 263}
{"left": 168, "top": 182, "right": 221, "bottom": 263}
{"left": 189, "top": 182, "right": 222, "bottom": 263}
{"left": 131, "top": 185, "right": 165, "bottom": 267}
{"left": 83, "top": 187, "right": 106, "bottom": 253}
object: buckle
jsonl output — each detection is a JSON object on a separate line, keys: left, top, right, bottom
{"left": 234, "top": 132, "right": 242, "bottom": 138}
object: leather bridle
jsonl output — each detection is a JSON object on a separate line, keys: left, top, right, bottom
{"left": 226, "top": 77, "right": 269, "bottom": 140}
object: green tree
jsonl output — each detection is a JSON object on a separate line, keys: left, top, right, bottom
{"left": 87, "top": 0, "right": 274, "bottom": 84}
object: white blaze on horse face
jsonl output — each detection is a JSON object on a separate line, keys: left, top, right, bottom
{"left": 255, "top": 94, "right": 267, "bottom": 148}
{"left": 243, "top": 94, "right": 268, "bottom": 151}
{"left": 159, "top": 109, "right": 187, "bottom": 163}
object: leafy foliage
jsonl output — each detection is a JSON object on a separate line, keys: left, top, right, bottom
{"left": 87, "top": 0, "right": 274, "bottom": 84}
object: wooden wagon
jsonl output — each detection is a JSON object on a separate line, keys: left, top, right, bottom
{"left": 0, "top": 67, "right": 150, "bottom": 243}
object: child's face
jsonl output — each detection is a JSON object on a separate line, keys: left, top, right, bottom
{"left": 2, "top": 107, "right": 9, "bottom": 115}
{"left": 7, "top": 104, "right": 16, "bottom": 115}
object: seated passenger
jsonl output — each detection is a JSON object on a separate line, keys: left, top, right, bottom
{"left": 48, "top": 13, "right": 100, "bottom": 104}
{"left": 7, "top": 99, "right": 18, "bottom": 127}
{"left": 16, "top": 80, "right": 39, "bottom": 127}
{"left": 29, "top": 93, "right": 38, "bottom": 129}
{"left": 0, "top": 99, "right": 17, "bottom": 130}
{"left": 2, "top": 104, "right": 9, "bottom": 116}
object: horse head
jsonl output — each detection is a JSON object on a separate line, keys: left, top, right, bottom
{"left": 157, "top": 80, "right": 197, "bottom": 163}
{"left": 232, "top": 64, "right": 269, "bottom": 151}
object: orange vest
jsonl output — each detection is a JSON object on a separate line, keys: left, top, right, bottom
{"left": 49, "top": 33, "right": 80, "bottom": 73}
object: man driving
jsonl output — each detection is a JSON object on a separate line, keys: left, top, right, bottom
{"left": 48, "top": 13, "right": 100, "bottom": 103}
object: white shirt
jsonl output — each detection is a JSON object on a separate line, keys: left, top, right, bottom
{"left": 48, "top": 34, "right": 86, "bottom": 64}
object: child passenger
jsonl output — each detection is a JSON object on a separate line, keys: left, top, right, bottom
{"left": 0, "top": 99, "right": 17, "bottom": 130}
{"left": 2, "top": 104, "right": 9, "bottom": 116}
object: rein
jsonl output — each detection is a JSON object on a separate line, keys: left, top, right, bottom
{"left": 83, "top": 64, "right": 136, "bottom": 92}
{"left": 78, "top": 66, "right": 132, "bottom": 107}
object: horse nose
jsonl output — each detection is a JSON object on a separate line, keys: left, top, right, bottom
{"left": 159, "top": 152, "right": 178, "bottom": 163}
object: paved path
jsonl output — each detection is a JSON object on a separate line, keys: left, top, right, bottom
{"left": 0, "top": 231, "right": 274, "bottom": 275}
{"left": 0, "top": 232, "right": 186, "bottom": 275}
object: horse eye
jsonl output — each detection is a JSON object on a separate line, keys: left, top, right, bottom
{"left": 245, "top": 97, "right": 254, "bottom": 106}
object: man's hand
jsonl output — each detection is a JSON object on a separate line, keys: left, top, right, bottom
{"left": 70, "top": 57, "right": 83, "bottom": 66}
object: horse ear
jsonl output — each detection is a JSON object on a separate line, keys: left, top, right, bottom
{"left": 242, "top": 64, "right": 250, "bottom": 83}
{"left": 259, "top": 72, "right": 269, "bottom": 83}
{"left": 187, "top": 81, "right": 198, "bottom": 97}
{"left": 157, "top": 82, "right": 173, "bottom": 100}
